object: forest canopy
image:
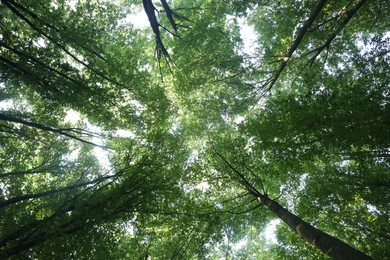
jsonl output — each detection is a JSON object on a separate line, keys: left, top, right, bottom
{"left": 0, "top": 0, "right": 389, "bottom": 259}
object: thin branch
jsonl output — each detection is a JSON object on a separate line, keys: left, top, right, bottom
{"left": 264, "top": 0, "right": 328, "bottom": 91}
{"left": 214, "top": 192, "right": 251, "bottom": 206}
{"left": 0, "top": 113, "right": 109, "bottom": 149}
{"left": 2, "top": 0, "right": 134, "bottom": 94}
{"left": 0, "top": 171, "right": 118, "bottom": 208}
{"left": 0, "top": 40, "right": 84, "bottom": 87}
{"left": 160, "top": 0, "right": 178, "bottom": 33}
{"left": 304, "top": 0, "right": 367, "bottom": 67}
{"left": 220, "top": 202, "right": 262, "bottom": 215}
{"left": 308, "top": 0, "right": 355, "bottom": 32}
{"left": 234, "top": 143, "right": 267, "bottom": 194}
{"left": 207, "top": 134, "right": 262, "bottom": 197}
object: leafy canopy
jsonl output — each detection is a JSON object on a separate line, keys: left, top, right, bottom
{"left": 0, "top": 0, "right": 389, "bottom": 258}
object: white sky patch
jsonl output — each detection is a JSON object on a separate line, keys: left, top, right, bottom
{"left": 130, "top": 99, "right": 145, "bottom": 116}
{"left": 195, "top": 180, "right": 209, "bottom": 192}
{"left": 231, "top": 238, "right": 246, "bottom": 252}
{"left": 185, "top": 150, "right": 199, "bottom": 167}
{"left": 221, "top": 113, "right": 245, "bottom": 129}
{"left": 355, "top": 31, "right": 390, "bottom": 57}
{"left": 33, "top": 37, "right": 48, "bottom": 48}
{"left": 0, "top": 100, "right": 113, "bottom": 171}
{"left": 0, "top": 99, "right": 14, "bottom": 110}
{"left": 139, "top": 63, "right": 152, "bottom": 72}
{"left": 84, "top": 122, "right": 112, "bottom": 171}
{"left": 0, "top": 182, "right": 9, "bottom": 200}
{"left": 63, "top": 48, "right": 87, "bottom": 72}
{"left": 244, "top": 136, "right": 255, "bottom": 153}
{"left": 338, "top": 160, "right": 351, "bottom": 168}
{"left": 367, "top": 204, "right": 381, "bottom": 214}
{"left": 67, "top": 147, "right": 81, "bottom": 161}
{"left": 114, "top": 129, "right": 136, "bottom": 139}
{"left": 169, "top": 118, "right": 180, "bottom": 134}
{"left": 298, "top": 173, "right": 308, "bottom": 191}
{"left": 282, "top": 173, "right": 309, "bottom": 213}
{"left": 238, "top": 18, "right": 258, "bottom": 55}
{"left": 64, "top": 110, "right": 134, "bottom": 170}
{"left": 64, "top": 0, "right": 78, "bottom": 11}
{"left": 237, "top": 17, "right": 260, "bottom": 67}
{"left": 122, "top": 216, "right": 137, "bottom": 237}
{"left": 120, "top": 9, "right": 149, "bottom": 29}
{"left": 62, "top": 110, "right": 115, "bottom": 171}
{"left": 263, "top": 219, "right": 280, "bottom": 244}
{"left": 233, "top": 115, "right": 245, "bottom": 124}
{"left": 228, "top": 219, "right": 280, "bottom": 254}
{"left": 64, "top": 109, "right": 81, "bottom": 124}
{"left": 93, "top": 146, "right": 111, "bottom": 171}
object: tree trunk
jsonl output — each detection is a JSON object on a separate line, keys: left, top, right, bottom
{"left": 0, "top": 173, "right": 117, "bottom": 208}
{"left": 257, "top": 195, "right": 372, "bottom": 260}
{"left": 0, "top": 113, "right": 105, "bottom": 148}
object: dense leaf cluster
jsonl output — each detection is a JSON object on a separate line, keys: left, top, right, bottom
{"left": 0, "top": 0, "right": 389, "bottom": 258}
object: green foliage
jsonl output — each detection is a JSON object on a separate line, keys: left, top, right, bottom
{"left": 1, "top": 0, "right": 389, "bottom": 258}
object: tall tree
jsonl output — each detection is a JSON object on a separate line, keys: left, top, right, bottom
{"left": 206, "top": 135, "right": 372, "bottom": 259}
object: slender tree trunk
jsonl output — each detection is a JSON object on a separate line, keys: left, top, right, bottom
{"left": 0, "top": 113, "right": 105, "bottom": 148}
{"left": 0, "top": 173, "right": 117, "bottom": 207}
{"left": 257, "top": 195, "right": 372, "bottom": 260}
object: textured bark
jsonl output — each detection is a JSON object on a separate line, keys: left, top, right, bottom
{"left": 258, "top": 195, "right": 372, "bottom": 260}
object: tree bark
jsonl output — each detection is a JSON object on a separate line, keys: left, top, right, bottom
{"left": 257, "top": 195, "right": 372, "bottom": 260}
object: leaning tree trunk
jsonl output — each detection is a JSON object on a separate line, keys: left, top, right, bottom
{"left": 257, "top": 194, "right": 372, "bottom": 260}
{"left": 211, "top": 146, "right": 372, "bottom": 259}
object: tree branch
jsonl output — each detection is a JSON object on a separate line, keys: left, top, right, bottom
{"left": 0, "top": 113, "right": 109, "bottom": 149}
{"left": 264, "top": 0, "right": 328, "bottom": 91}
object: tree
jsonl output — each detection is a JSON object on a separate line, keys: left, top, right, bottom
{"left": 1, "top": 0, "right": 389, "bottom": 258}
{"left": 0, "top": 0, "right": 194, "bottom": 257}
{"left": 206, "top": 135, "right": 372, "bottom": 259}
